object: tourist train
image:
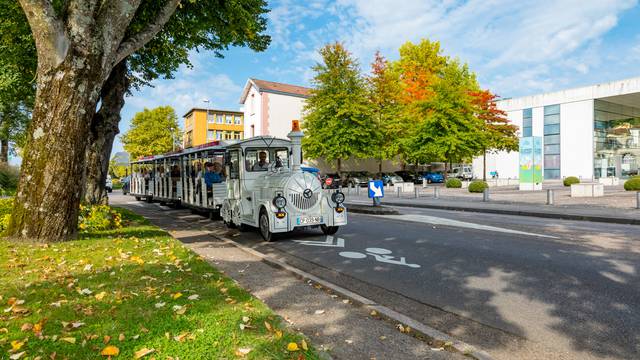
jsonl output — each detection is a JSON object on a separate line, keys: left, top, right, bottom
{"left": 128, "top": 121, "right": 347, "bottom": 241}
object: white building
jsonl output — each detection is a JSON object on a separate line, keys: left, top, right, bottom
{"left": 239, "top": 78, "right": 311, "bottom": 139}
{"left": 475, "top": 77, "right": 640, "bottom": 181}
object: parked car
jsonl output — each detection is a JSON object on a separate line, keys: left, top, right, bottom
{"left": 343, "top": 171, "right": 372, "bottom": 187}
{"left": 447, "top": 166, "right": 473, "bottom": 180}
{"left": 394, "top": 171, "right": 418, "bottom": 183}
{"left": 382, "top": 173, "right": 404, "bottom": 185}
{"left": 421, "top": 172, "right": 444, "bottom": 184}
{"left": 105, "top": 175, "right": 113, "bottom": 193}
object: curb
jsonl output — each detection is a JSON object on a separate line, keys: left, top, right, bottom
{"left": 350, "top": 200, "right": 640, "bottom": 226}
{"left": 347, "top": 204, "right": 400, "bottom": 215}
{"left": 212, "top": 232, "right": 494, "bottom": 360}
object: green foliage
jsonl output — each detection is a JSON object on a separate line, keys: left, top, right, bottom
{"left": 468, "top": 180, "right": 488, "bottom": 193}
{"left": 445, "top": 178, "right": 462, "bottom": 188}
{"left": 623, "top": 177, "right": 640, "bottom": 191}
{"left": 121, "top": 106, "right": 182, "bottom": 160}
{"left": 78, "top": 205, "right": 123, "bottom": 232}
{"left": 563, "top": 176, "right": 580, "bottom": 187}
{"left": 0, "top": 197, "right": 12, "bottom": 234}
{"left": 302, "top": 43, "right": 374, "bottom": 172}
{"left": 0, "top": 164, "right": 19, "bottom": 194}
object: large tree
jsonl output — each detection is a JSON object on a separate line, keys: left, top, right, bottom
{"left": 366, "top": 52, "right": 403, "bottom": 177}
{"left": 302, "top": 42, "right": 373, "bottom": 176}
{"left": 9, "top": 0, "right": 269, "bottom": 240}
{"left": 121, "top": 106, "right": 181, "bottom": 160}
{"left": 471, "top": 90, "right": 519, "bottom": 181}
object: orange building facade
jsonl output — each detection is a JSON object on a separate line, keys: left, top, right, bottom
{"left": 182, "top": 108, "right": 244, "bottom": 148}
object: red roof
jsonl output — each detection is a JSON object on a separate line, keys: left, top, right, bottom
{"left": 251, "top": 78, "right": 311, "bottom": 97}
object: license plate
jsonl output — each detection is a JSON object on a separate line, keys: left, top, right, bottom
{"left": 297, "top": 216, "right": 322, "bottom": 225}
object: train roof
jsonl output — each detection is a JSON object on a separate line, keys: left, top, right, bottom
{"left": 225, "top": 136, "right": 291, "bottom": 149}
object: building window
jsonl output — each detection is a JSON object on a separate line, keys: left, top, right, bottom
{"left": 250, "top": 94, "right": 255, "bottom": 114}
{"left": 593, "top": 99, "right": 640, "bottom": 178}
{"left": 544, "top": 104, "right": 561, "bottom": 179}
{"left": 217, "top": 114, "right": 223, "bottom": 124}
{"left": 216, "top": 131, "right": 222, "bottom": 140}
{"left": 250, "top": 124, "right": 255, "bottom": 137}
{"left": 522, "top": 108, "right": 532, "bottom": 137}
{"left": 207, "top": 112, "right": 215, "bottom": 123}
{"left": 207, "top": 130, "right": 215, "bottom": 140}
{"left": 226, "top": 114, "right": 233, "bottom": 124}
{"left": 235, "top": 115, "right": 242, "bottom": 125}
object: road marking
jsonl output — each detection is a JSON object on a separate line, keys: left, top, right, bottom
{"left": 293, "top": 236, "right": 345, "bottom": 247}
{"left": 339, "top": 247, "right": 420, "bottom": 268}
{"left": 376, "top": 214, "right": 558, "bottom": 238}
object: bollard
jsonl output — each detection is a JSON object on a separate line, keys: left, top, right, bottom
{"left": 434, "top": 186, "right": 440, "bottom": 199}
{"left": 397, "top": 187, "right": 401, "bottom": 198}
{"left": 547, "top": 189, "right": 554, "bottom": 205}
{"left": 415, "top": 188, "right": 419, "bottom": 198}
{"left": 356, "top": 185, "right": 360, "bottom": 196}
{"left": 637, "top": 191, "right": 640, "bottom": 210}
{"left": 483, "top": 188, "right": 490, "bottom": 202}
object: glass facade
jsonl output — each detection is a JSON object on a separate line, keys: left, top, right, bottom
{"left": 594, "top": 100, "right": 640, "bottom": 178}
{"left": 522, "top": 108, "right": 532, "bottom": 137}
{"left": 543, "top": 104, "right": 561, "bottom": 179}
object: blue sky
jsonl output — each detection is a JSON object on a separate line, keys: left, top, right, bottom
{"left": 113, "top": 0, "right": 640, "bottom": 155}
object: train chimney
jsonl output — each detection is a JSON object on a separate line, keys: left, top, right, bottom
{"left": 287, "top": 120, "right": 303, "bottom": 172}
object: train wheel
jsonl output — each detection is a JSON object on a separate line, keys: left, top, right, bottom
{"left": 259, "top": 209, "right": 273, "bottom": 242}
{"left": 321, "top": 225, "right": 339, "bottom": 235}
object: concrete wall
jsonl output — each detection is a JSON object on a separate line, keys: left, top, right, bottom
{"left": 267, "top": 92, "right": 307, "bottom": 139}
{"left": 472, "top": 109, "right": 522, "bottom": 180}
{"left": 560, "top": 100, "right": 594, "bottom": 179}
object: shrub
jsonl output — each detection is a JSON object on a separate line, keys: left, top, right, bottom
{"left": 623, "top": 177, "right": 640, "bottom": 191}
{"left": 78, "top": 204, "right": 122, "bottom": 232}
{"left": 563, "top": 176, "right": 580, "bottom": 187}
{"left": 0, "top": 198, "right": 13, "bottom": 234}
{"left": 468, "top": 181, "right": 488, "bottom": 193}
{"left": 445, "top": 178, "right": 462, "bottom": 188}
{"left": 0, "top": 164, "right": 19, "bottom": 195}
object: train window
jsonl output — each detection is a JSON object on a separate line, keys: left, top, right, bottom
{"left": 245, "top": 148, "right": 289, "bottom": 172}
{"left": 228, "top": 151, "right": 240, "bottom": 179}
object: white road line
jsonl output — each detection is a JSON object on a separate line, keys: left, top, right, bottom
{"left": 375, "top": 214, "right": 558, "bottom": 238}
{"left": 293, "top": 236, "right": 345, "bottom": 247}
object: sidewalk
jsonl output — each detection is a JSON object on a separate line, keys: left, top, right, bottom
{"left": 346, "top": 190, "right": 640, "bottom": 225}
{"left": 114, "top": 198, "right": 466, "bottom": 360}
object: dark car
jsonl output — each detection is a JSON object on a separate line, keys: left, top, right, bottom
{"left": 394, "top": 171, "right": 417, "bottom": 183}
{"left": 343, "top": 171, "right": 372, "bottom": 187}
{"left": 321, "top": 173, "right": 341, "bottom": 189}
{"left": 421, "top": 172, "right": 444, "bottom": 184}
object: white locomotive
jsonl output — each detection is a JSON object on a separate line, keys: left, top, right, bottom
{"left": 128, "top": 121, "right": 347, "bottom": 241}
{"left": 220, "top": 121, "right": 347, "bottom": 241}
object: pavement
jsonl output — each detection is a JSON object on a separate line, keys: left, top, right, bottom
{"left": 111, "top": 193, "right": 465, "bottom": 360}
{"left": 112, "top": 192, "right": 640, "bottom": 360}
{"left": 345, "top": 187, "right": 640, "bottom": 224}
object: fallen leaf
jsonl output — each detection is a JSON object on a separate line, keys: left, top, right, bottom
{"left": 60, "top": 337, "right": 76, "bottom": 344}
{"left": 133, "top": 348, "right": 155, "bottom": 359}
{"left": 275, "top": 330, "right": 283, "bottom": 339}
{"left": 80, "top": 288, "right": 92, "bottom": 295}
{"left": 235, "top": 347, "right": 252, "bottom": 357}
{"left": 370, "top": 310, "right": 378, "bottom": 316}
{"left": 103, "top": 335, "right": 111, "bottom": 344}
{"left": 21, "top": 323, "right": 33, "bottom": 332}
{"left": 173, "top": 332, "right": 188, "bottom": 342}
{"left": 314, "top": 310, "right": 325, "bottom": 315}
{"left": 154, "top": 302, "right": 165, "bottom": 309}
{"left": 379, "top": 336, "right": 386, "bottom": 341}
{"left": 140, "top": 326, "right": 149, "bottom": 333}
{"left": 11, "top": 306, "right": 29, "bottom": 314}
{"left": 301, "top": 339, "right": 308, "bottom": 351}
{"left": 345, "top": 339, "right": 353, "bottom": 344}
{"left": 100, "top": 345, "right": 120, "bottom": 356}
{"left": 172, "top": 292, "right": 182, "bottom": 300}
{"left": 264, "top": 322, "right": 272, "bottom": 332}
{"left": 242, "top": 316, "right": 250, "bottom": 323}
{"left": 11, "top": 340, "right": 24, "bottom": 351}
{"left": 187, "top": 294, "right": 199, "bottom": 300}
{"left": 71, "top": 322, "right": 85, "bottom": 329}
{"left": 9, "top": 351, "right": 26, "bottom": 360}
{"left": 118, "top": 333, "right": 125, "bottom": 342}
{"left": 94, "top": 292, "right": 107, "bottom": 301}
{"left": 287, "top": 342, "right": 299, "bottom": 352}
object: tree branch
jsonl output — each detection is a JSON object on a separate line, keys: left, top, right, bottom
{"left": 18, "top": 0, "right": 69, "bottom": 69}
{"left": 113, "top": 0, "right": 180, "bottom": 65}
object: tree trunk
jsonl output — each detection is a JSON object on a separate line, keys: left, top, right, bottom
{"left": 84, "top": 61, "right": 129, "bottom": 205}
{"left": 0, "top": 139, "right": 8, "bottom": 165}
{"left": 8, "top": 58, "right": 103, "bottom": 241}
{"left": 482, "top": 148, "right": 487, "bottom": 182}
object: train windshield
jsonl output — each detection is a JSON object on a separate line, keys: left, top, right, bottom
{"left": 245, "top": 148, "right": 289, "bottom": 172}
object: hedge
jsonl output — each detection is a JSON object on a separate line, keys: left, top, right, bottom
{"left": 563, "top": 176, "right": 580, "bottom": 187}
{"left": 468, "top": 181, "right": 488, "bottom": 193}
{"left": 445, "top": 178, "right": 462, "bottom": 188}
{"left": 624, "top": 177, "right": 640, "bottom": 191}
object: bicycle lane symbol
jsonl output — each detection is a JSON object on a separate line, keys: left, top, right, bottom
{"left": 339, "top": 248, "right": 420, "bottom": 268}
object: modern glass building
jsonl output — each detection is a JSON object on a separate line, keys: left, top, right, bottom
{"left": 473, "top": 77, "right": 640, "bottom": 180}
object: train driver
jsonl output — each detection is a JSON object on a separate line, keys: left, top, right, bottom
{"left": 252, "top": 151, "right": 269, "bottom": 171}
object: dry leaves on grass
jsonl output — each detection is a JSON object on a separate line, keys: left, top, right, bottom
{"left": 134, "top": 347, "right": 155, "bottom": 359}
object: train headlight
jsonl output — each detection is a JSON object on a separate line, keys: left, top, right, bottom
{"left": 331, "top": 191, "right": 345, "bottom": 204}
{"left": 273, "top": 195, "right": 287, "bottom": 209}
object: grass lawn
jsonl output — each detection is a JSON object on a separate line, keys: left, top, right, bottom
{"left": 0, "top": 208, "right": 317, "bottom": 359}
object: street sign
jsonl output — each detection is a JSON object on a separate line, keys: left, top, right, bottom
{"left": 368, "top": 180, "right": 384, "bottom": 198}
{"left": 325, "top": 177, "right": 333, "bottom": 187}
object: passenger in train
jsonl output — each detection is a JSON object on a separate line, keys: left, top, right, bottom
{"left": 171, "top": 164, "right": 180, "bottom": 195}
{"left": 252, "top": 151, "right": 269, "bottom": 171}
{"left": 204, "top": 162, "right": 225, "bottom": 186}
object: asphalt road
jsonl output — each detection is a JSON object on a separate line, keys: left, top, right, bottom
{"left": 113, "top": 193, "right": 640, "bottom": 360}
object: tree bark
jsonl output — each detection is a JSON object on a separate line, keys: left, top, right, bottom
{"left": 84, "top": 61, "right": 129, "bottom": 205}
{"left": 0, "top": 139, "right": 8, "bottom": 165}
{"left": 8, "top": 56, "right": 103, "bottom": 240}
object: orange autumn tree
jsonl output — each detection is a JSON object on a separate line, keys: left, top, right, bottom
{"left": 470, "top": 90, "right": 519, "bottom": 181}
